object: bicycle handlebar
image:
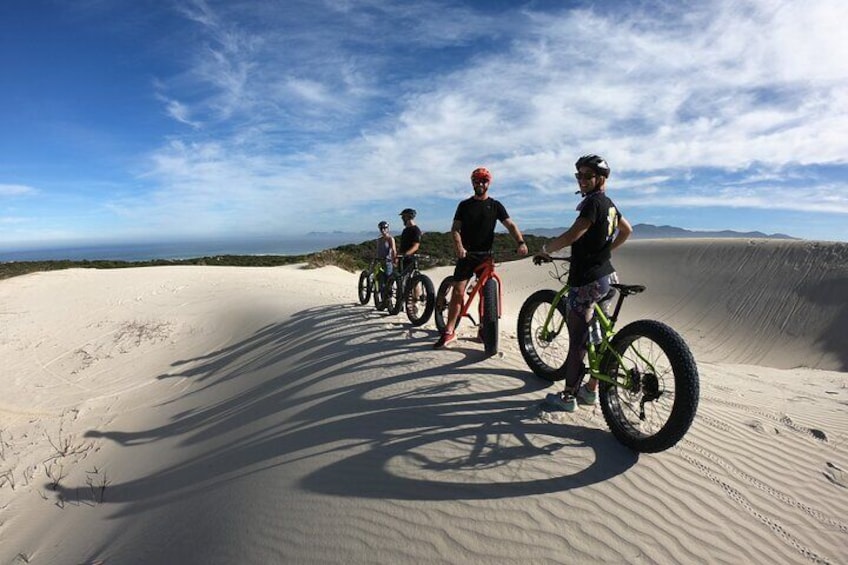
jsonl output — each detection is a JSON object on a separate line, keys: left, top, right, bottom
{"left": 532, "top": 254, "right": 570, "bottom": 266}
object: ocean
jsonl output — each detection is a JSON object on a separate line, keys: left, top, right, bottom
{"left": 0, "top": 234, "right": 369, "bottom": 263}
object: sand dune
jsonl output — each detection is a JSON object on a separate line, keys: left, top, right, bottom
{"left": 0, "top": 239, "right": 845, "bottom": 564}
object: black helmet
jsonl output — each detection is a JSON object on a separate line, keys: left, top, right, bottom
{"left": 378, "top": 221, "right": 389, "bottom": 231}
{"left": 575, "top": 154, "right": 610, "bottom": 178}
{"left": 399, "top": 208, "right": 416, "bottom": 219}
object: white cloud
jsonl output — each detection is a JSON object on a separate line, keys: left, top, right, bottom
{"left": 0, "top": 184, "right": 36, "bottom": 197}
{"left": 125, "top": 0, "right": 847, "bottom": 238}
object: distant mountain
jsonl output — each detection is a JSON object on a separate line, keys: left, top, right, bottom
{"left": 525, "top": 223, "right": 797, "bottom": 240}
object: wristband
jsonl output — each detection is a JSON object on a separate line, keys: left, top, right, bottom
{"left": 517, "top": 240, "right": 525, "bottom": 246}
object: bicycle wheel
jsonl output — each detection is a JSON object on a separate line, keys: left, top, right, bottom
{"left": 373, "top": 275, "right": 386, "bottom": 311}
{"left": 386, "top": 273, "right": 402, "bottom": 315}
{"left": 404, "top": 274, "right": 435, "bottom": 326}
{"left": 435, "top": 276, "right": 460, "bottom": 332}
{"left": 480, "top": 277, "right": 499, "bottom": 356}
{"left": 357, "top": 270, "right": 372, "bottom": 304}
{"left": 517, "top": 289, "right": 569, "bottom": 381}
{"left": 599, "top": 319, "right": 699, "bottom": 453}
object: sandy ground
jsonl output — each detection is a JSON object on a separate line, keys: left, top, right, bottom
{"left": 0, "top": 238, "right": 846, "bottom": 564}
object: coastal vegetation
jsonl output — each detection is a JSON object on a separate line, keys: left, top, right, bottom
{"left": 0, "top": 232, "right": 551, "bottom": 281}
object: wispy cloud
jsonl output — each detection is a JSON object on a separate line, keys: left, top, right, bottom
{"left": 0, "top": 184, "right": 37, "bottom": 197}
{"left": 6, "top": 0, "right": 845, "bottom": 244}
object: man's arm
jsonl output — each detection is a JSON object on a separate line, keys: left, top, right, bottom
{"left": 405, "top": 241, "right": 421, "bottom": 256}
{"left": 451, "top": 219, "right": 465, "bottom": 258}
{"left": 502, "top": 218, "right": 528, "bottom": 255}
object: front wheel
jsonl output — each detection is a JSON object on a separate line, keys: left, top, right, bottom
{"left": 435, "top": 276, "right": 461, "bottom": 333}
{"left": 404, "top": 274, "right": 435, "bottom": 326}
{"left": 357, "top": 270, "right": 372, "bottom": 305}
{"left": 517, "top": 289, "right": 569, "bottom": 381}
{"left": 599, "top": 320, "right": 699, "bottom": 453}
{"left": 373, "top": 274, "right": 386, "bottom": 311}
{"left": 480, "top": 278, "right": 499, "bottom": 356}
{"left": 386, "top": 274, "right": 403, "bottom": 315}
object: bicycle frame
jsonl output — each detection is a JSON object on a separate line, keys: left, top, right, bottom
{"left": 395, "top": 255, "right": 420, "bottom": 292}
{"left": 371, "top": 261, "right": 389, "bottom": 295}
{"left": 538, "top": 283, "right": 644, "bottom": 389}
{"left": 459, "top": 256, "right": 503, "bottom": 323}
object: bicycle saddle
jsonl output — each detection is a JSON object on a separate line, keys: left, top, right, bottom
{"left": 612, "top": 283, "right": 646, "bottom": 295}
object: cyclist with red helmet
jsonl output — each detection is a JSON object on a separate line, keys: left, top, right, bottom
{"left": 434, "top": 167, "right": 528, "bottom": 349}
{"left": 534, "top": 154, "right": 633, "bottom": 411}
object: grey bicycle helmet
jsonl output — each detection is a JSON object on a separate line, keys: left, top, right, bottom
{"left": 378, "top": 221, "right": 389, "bottom": 231}
{"left": 575, "top": 154, "right": 611, "bottom": 178}
{"left": 399, "top": 208, "right": 417, "bottom": 219}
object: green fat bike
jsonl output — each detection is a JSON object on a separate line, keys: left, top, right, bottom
{"left": 357, "top": 260, "right": 394, "bottom": 312}
{"left": 517, "top": 256, "right": 699, "bottom": 453}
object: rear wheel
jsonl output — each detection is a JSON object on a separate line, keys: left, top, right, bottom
{"left": 599, "top": 320, "right": 699, "bottom": 453}
{"left": 517, "top": 289, "right": 569, "bottom": 381}
{"left": 357, "top": 270, "right": 372, "bottom": 304}
{"left": 480, "top": 278, "right": 499, "bottom": 356}
{"left": 435, "top": 276, "right": 460, "bottom": 333}
{"left": 404, "top": 274, "right": 435, "bottom": 326}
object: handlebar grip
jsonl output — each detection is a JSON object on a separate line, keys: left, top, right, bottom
{"left": 533, "top": 255, "right": 553, "bottom": 265}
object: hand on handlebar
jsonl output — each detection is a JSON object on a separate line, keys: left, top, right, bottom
{"left": 533, "top": 252, "right": 552, "bottom": 265}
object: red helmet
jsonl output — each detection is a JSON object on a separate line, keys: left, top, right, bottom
{"left": 470, "top": 167, "right": 492, "bottom": 182}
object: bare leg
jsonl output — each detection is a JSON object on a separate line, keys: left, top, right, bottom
{"left": 445, "top": 279, "right": 467, "bottom": 334}
{"left": 564, "top": 308, "right": 590, "bottom": 390}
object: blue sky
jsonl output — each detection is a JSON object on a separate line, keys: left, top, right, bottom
{"left": 2, "top": 0, "right": 847, "bottom": 250}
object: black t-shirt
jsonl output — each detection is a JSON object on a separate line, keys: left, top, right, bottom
{"left": 569, "top": 191, "right": 622, "bottom": 286}
{"left": 453, "top": 197, "right": 509, "bottom": 252}
{"left": 399, "top": 225, "right": 422, "bottom": 255}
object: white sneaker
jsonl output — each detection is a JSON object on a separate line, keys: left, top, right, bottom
{"left": 576, "top": 384, "right": 598, "bottom": 405}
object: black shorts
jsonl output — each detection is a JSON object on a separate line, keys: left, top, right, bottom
{"left": 453, "top": 254, "right": 490, "bottom": 282}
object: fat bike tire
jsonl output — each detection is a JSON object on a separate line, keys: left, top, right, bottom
{"left": 357, "top": 271, "right": 372, "bottom": 305}
{"left": 387, "top": 274, "right": 403, "bottom": 315}
{"left": 481, "top": 278, "right": 499, "bottom": 356}
{"left": 404, "top": 274, "right": 435, "bottom": 326}
{"left": 373, "top": 276, "right": 386, "bottom": 311}
{"left": 516, "top": 289, "right": 569, "bottom": 382}
{"left": 599, "top": 319, "right": 699, "bottom": 453}
{"left": 434, "top": 276, "right": 460, "bottom": 333}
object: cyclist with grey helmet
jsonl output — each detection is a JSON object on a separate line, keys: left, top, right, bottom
{"left": 375, "top": 221, "right": 397, "bottom": 307}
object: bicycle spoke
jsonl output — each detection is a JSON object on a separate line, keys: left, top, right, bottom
{"left": 600, "top": 320, "right": 698, "bottom": 452}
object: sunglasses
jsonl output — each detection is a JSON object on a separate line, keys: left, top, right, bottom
{"left": 574, "top": 172, "right": 598, "bottom": 181}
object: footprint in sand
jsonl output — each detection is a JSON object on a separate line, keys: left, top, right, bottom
{"left": 824, "top": 462, "right": 846, "bottom": 488}
{"left": 743, "top": 420, "right": 771, "bottom": 434}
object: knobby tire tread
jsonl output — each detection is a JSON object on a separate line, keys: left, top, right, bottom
{"left": 517, "top": 289, "right": 569, "bottom": 381}
{"left": 599, "top": 319, "right": 699, "bottom": 453}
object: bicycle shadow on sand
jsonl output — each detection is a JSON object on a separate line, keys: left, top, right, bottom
{"left": 59, "top": 301, "right": 636, "bottom": 514}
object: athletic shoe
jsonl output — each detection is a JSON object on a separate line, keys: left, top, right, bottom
{"left": 576, "top": 384, "right": 598, "bottom": 405}
{"left": 543, "top": 392, "right": 577, "bottom": 412}
{"left": 433, "top": 331, "right": 457, "bottom": 349}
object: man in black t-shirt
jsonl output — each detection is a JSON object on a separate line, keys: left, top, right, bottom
{"left": 434, "top": 167, "right": 528, "bottom": 349}
{"left": 534, "top": 154, "right": 632, "bottom": 411}
{"left": 396, "top": 208, "right": 422, "bottom": 273}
